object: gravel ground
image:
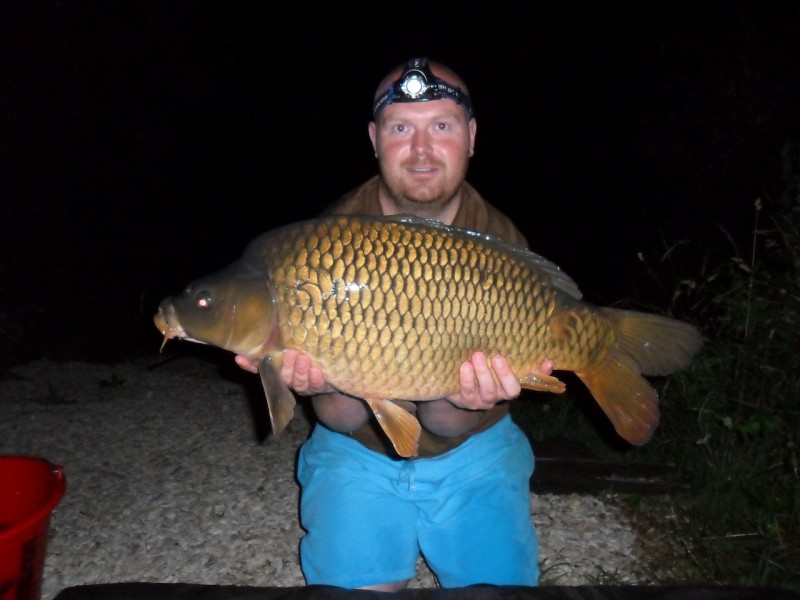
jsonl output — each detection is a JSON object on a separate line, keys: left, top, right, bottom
{"left": 0, "top": 354, "right": 692, "bottom": 599}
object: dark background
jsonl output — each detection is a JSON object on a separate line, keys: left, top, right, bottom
{"left": 2, "top": 1, "right": 799, "bottom": 368}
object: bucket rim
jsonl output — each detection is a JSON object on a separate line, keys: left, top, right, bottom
{"left": 0, "top": 455, "right": 66, "bottom": 542}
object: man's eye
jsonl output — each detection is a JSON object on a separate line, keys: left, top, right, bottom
{"left": 393, "top": 124, "right": 407, "bottom": 133}
{"left": 436, "top": 122, "right": 449, "bottom": 131}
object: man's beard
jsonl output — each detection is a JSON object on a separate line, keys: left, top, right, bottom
{"left": 382, "top": 160, "right": 465, "bottom": 215}
{"left": 391, "top": 184, "right": 455, "bottom": 216}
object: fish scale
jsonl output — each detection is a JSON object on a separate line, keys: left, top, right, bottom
{"left": 155, "top": 214, "right": 703, "bottom": 457}
{"left": 258, "top": 218, "right": 554, "bottom": 400}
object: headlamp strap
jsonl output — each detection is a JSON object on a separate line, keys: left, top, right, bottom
{"left": 372, "top": 57, "right": 474, "bottom": 119}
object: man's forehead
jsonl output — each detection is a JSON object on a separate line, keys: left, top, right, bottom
{"left": 377, "top": 99, "right": 469, "bottom": 122}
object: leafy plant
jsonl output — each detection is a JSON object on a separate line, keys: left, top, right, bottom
{"left": 517, "top": 141, "right": 800, "bottom": 592}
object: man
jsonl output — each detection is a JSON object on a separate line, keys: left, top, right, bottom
{"left": 237, "top": 57, "right": 550, "bottom": 591}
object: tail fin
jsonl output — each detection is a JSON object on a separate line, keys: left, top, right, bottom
{"left": 576, "top": 309, "right": 703, "bottom": 445}
{"left": 601, "top": 308, "right": 704, "bottom": 376}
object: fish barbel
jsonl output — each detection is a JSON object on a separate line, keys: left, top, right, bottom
{"left": 154, "top": 214, "right": 702, "bottom": 457}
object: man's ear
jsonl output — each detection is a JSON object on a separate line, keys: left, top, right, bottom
{"left": 469, "top": 118, "right": 477, "bottom": 156}
{"left": 368, "top": 121, "right": 378, "bottom": 153}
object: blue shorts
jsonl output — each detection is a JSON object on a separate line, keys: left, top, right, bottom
{"left": 296, "top": 414, "right": 540, "bottom": 588}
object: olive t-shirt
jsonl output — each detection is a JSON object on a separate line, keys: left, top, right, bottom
{"left": 319, "top": 175, "right": 529, "bottom": 458}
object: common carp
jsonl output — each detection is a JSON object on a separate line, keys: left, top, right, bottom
{"left": 154, "top": 214, "right": 702, "bottom": 457}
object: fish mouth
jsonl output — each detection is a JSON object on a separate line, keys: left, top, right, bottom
{"left": 154, "top": 305, "right": 187, "bottom": 352}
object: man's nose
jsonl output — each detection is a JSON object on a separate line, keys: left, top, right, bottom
{"left": 411, "top": 130, "right": 432, "bottom": 155}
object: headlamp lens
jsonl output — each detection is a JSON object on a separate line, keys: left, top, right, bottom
{"left": 401, "top": 72, "right": 426, "bottom": 97}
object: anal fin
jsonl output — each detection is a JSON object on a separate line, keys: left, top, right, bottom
{"left": 365, "top": 398, "right": 422, "bottom": 458}
{"left": 519, "top": 372, "right": 567, "bottom": 394}
{"left": 576, "top": 353, "right": 660, "bottom": 446}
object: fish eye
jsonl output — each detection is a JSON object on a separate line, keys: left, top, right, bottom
{"left": 194, "top": 292, "right": 212, "bottom": 309}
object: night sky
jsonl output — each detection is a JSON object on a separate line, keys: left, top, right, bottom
{"left": 2, "top": 1, "right": 799, "bottom": 367}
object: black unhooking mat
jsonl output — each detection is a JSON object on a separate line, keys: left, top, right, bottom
{"left": 53, "top": 583, "right": 800, "bottom": 600}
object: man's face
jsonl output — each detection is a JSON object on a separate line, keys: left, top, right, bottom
{"left": 369, "top": 99, "right": 476, "bottom": 207}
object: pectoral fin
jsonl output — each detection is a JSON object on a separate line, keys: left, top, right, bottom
{"left": 258, "top": 357, "right": 297, "bottom": 436}
{"left": 365, "top": 398, "right": 422, "bottom": 458}
{"left": 519, "top": 372, "right": 567, "bottom": 394}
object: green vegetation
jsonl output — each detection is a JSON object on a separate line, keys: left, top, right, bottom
{"left": 515, "top": 142, "right": 800, "bottom": 592}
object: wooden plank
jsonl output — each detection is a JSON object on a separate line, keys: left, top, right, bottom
{"left": 530, "top": 456, "right": 686, "bottom": 495}
{"left": 528, "top": 437, "right": 686, "bottom": 495}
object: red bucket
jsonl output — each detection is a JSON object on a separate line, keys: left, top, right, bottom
{"left": 0, "top": 456, "right": 66, "bottom": 600}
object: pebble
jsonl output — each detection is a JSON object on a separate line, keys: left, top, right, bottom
{"left": 0, "top": 356, "right": 690, "bottom": 598}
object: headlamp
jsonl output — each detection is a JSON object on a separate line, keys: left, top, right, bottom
{"left": 372, "top": 57, "right": 474, "bottom": 119}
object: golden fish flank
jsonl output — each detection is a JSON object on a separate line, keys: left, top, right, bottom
{"left": 154, "top": 214, "right": 703, "bottom": 458}
{"left": 259, "top": 219, "right": 556, "bottom": 399}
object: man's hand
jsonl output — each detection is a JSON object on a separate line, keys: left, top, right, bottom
{"left": 447, "top": 351, "right": 554, "bottom": 410}
{"left": 234, "top": 351, "right": 365, "bottom": 432}
{"left": 234, "top": 354, "right": 259, "bottom": 373}
{"left": 279, "top": 349, "right": 333, "bottom": 395}
{"left": 419, "top": 352, "right": 554, "bottom": 437}
{"left": 234, "top": 350, "right": 333, "bottom": 395}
